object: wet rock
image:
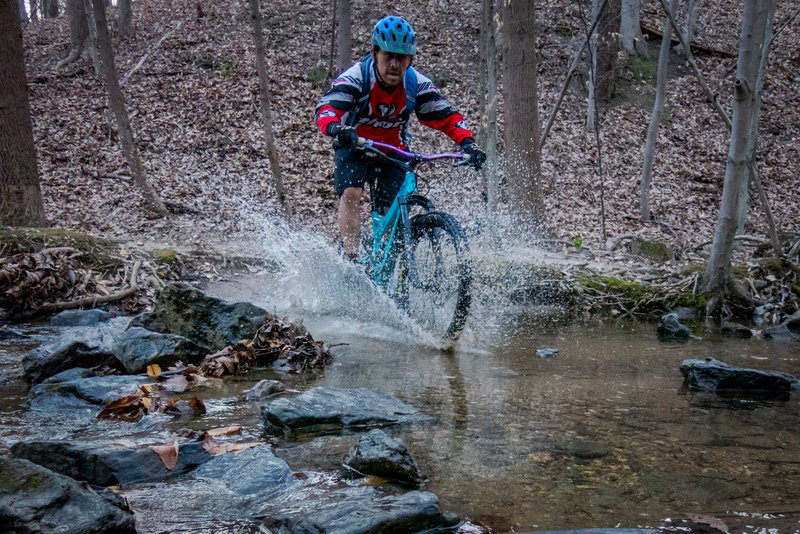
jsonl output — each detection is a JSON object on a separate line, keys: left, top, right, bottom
{"left": 11, "top": 439, "right": 213, "bottom": 486}
{"left": 536, "top": 348, "right": 559, "bottom": 358}
{"left": 0, "top": 325, "right": 28, "bottom": 340}
{"left": 260, "top": 485, "right": 459, "bottom": 534}
{"left": 133, "top": 283, "right": 266, "bottom": 351}
{"left": 28, "top": 368, "right": 150, "bottom": 409}
{"left": 785, "top": 310, "right": 800, "bottom": 333}
{"left": 680, "top": 357, "right": 798, "bottom": 396}
{"left": 343, "top": 429, "right": 424, "bottom": 486}
{"left": 761, "top": 322, "right": 798, "bottom": 341}
{"left": 720, "top": 322, "right": 753, "bottom": 339}
{"left": 246, "top": 379, "right": 285, "bottom": 402}
{"left": 262, "top": 387, "right": 428, "bottom": 435}
{"left": 50, "top": 309, "right": 112, "bottom": 327}
{"left": 657, "top": 312, "right": 691, "bottom": 341}
{"left": 191, "top": 445, "right": 292, "bottom": 499}
{"left": 0, "top": 457, "right": 136, "bottom": 534}
{"left": 111, "top": 326, "right": 208, "bottom": 373}
{"left": 515, "top": 530, "right": 657, "bottom": 534}
{"left": 556, "top": 438, "right": 612, "bottom": 459}
{"left": 22, "top": 317, "right": 131, "bottom": 384}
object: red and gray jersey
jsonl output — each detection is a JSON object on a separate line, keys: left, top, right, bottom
{"left": 315, "top": 61, "right": 474, "bottom": 148}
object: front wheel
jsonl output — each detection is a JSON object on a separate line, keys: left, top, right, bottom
{"left": 401, "top": 212, "right": 472, "bottom": 340}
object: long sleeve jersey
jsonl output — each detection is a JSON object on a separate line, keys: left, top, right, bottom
{"left": 315, "top": 59, "right": 474, "bottom": 148}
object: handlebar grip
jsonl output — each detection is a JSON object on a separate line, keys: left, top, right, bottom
{"left": 356, "top": 137, "right": 366, "bottom": 147}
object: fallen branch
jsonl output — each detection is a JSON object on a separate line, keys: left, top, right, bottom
{"left": 120, "top": 21, "right": 182, "bottom": 87}
{"left": 38, "top": 261, "right": 140, "bottom": 312}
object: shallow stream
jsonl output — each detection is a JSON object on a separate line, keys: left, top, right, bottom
{"left": 1, "top": 227, "right": 799, "bottom": 533}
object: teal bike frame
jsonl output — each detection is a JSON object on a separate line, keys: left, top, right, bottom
{"left": 358, "top": 139, "right": 467, "bottom": 290}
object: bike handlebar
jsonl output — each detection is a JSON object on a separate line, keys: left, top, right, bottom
{"left": 357, "top": 138, "right": 470, "bottom": 165}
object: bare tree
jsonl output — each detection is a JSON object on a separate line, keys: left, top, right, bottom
{"left": 117, "top": 0, "right": 132, "bottom": 39}
{"left": 42, "top": 0, "right": 57, "bottom": 18}
{"left": 620, "top": 0, "right": 645, "bottom": 55}
{"left": 503, "top": 0, "right": 543, "bottom": 226}
{"left": 91, "top": 0, "right": 167, "bottom": 217}
{"left": 18, "top": 0, "right": 27, "bottom": 24}
{"left": 703, "top": 0, "right": 775, "bottom": 315}
{"left": 30, "top": 0, "right": 38, "bottom": 21}
{"left": 335, "top": 0, "right": 352, "bottom": 72}
{"left": 587, "top": 0, "right": 618, "bottom": 132}
{"left": 680, "top": 0, "right": 701, "bottom": 54}
{"left": 1, "top": 0, "right": 48, "bottom": 227}
{"left": 248, "top": 0, "right": 290, "bottom": 220}
{"left": 639, "top": 0, "right": 677, "bottom": 221}
{"left": 56, "top": 0, "right": 89, "bottom": 71}
{"left": 482, "top": 0, "right": 499, "bottom": 227}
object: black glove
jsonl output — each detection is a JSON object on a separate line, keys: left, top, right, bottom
{"left": 460, "top": 139, "right": 486, "bottom": 170}
{"left": 327, "top": 122, "right": 359, "bottom": 149}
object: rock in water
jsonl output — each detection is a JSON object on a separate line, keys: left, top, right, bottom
{"left": 0, "top": 457, "right": 136, "bottom": 533}
{"left": 680, "top": 357, "right": 798, "bottom": 396}
{"left": 343, "top": 429, "right": 424, "bottom": 486}
{"left": 657, "top": 312, "right": 691, "bottom": 341}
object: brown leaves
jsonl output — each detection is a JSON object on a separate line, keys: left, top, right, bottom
{"left": 201, "top": 431, "right": 261, "bottom": 456}
{"left": 151, "top": 441, "right": 180, "bottom": 470}
{"left": 97, "top": 383, "right": 207, "bottom": 421}
{"left": 250, "top": 312, "right": 331, "bottom": 372}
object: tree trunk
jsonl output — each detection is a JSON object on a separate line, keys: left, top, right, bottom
{"left": 484, "top": 0, "right": 499, "bottom": 229}
{"left": 335, "top": 0, "right": 351, "bottom": 72}
{"left": 620, "top": 0, "right": 645, "bottom": 55}
{"left": 91, "top": 0, "right": 167, "bottom": 217}
{"left": 18, "top": 0, "right": 27, "bottom": 24}
{"left": 248, "top": 0, "right": 290, "bottom": 220}
{"left": 0, "top": 0, "right": 48, "bottom": 227}
{"left": 595, "top": 0, "right": 619, "bottom": 102}
{"left": 639, "top": 0, "right": 677, "bottom": 221}
{"left": 43, "top": 0, "right": 57, "bottom": 18}
{"left": 680, "top": 0, "right": 701, "bottom": 54}
{"left": 117, "top": 0, "right": 133, "bottom": 40}
{"left": 703, "top": 0, "right": 774, "bottom": 314}
{"left": 56, "top": 0, "right": 89, "bottom": 71}
{"left": 736, "top": 1, "right": 775, "bottom": 238}
{"left": 503, "top": 0, "right": 543, "bottom": 226}
{"left": 30, "top": 0, "right": 38, "bottom": 21}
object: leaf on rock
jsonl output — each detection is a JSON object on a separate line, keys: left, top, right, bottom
{"left": 205, "top": 425, "right": 242, "bottom": 437}
{"left": 147, "top": 364, "right": 162, "bottom": 377}
{"left": 201, "top": 434, "right": 261, "bottom": 456}
{"left": 151, "top": 441, "right": 180, "bottom": 470}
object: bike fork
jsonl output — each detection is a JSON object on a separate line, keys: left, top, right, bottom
{"left": 399, "top": 199, "right": 419, "bottom": 288}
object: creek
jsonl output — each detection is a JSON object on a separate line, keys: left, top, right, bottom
{"left": 1, "top": 226, "right": 799, "bottom": 533}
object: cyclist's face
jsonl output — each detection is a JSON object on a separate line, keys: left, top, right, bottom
{"left": 374, "top": 50, "right": 412, "bottom": 89}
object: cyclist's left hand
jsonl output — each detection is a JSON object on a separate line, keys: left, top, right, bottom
{"left": 460, "top": 139, "right": 486, "bottom": 170}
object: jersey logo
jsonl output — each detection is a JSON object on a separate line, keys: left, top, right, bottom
{"left": 377, "top": 103, "right": 397, "bottom": 117}
{"left": 455, "top": 120, "right": 469, "bottom": 130}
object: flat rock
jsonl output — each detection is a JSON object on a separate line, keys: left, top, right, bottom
{"left": 50, "top": 309, "right": 112, "bottom": 327}
{"left": 133, "top": 283, "right": 266, "bottom": 351}
{"left": 191, "top": 445, "right": 292, "bottom": 500}
{"left": 262, "top": 387, "right": 428, "bottom": 435}
{"left": 28, "top": 368, "right": 150, "bottom": 409}
{"left": 720, "top": 322, "right": 753, "bottom": 339}
{"left": 0, "top": 457, "right": 136, "bottom": 534}
{"left": 111, "top": 326, "right": 208, "bottom": 373}
{"left": 11, "top": 439, "right": 213, "bottom": 486}
{"left": 260, "top": 485, "right": 459, "bottom": 534}
{"left": 343, "top": 429, "right": 424, "bottom": 486}
{"left": 681, "top": 357, "right": 798, "bottom": 396}
{"left": 22, "top": 317, "right": 131, "bottom": 384}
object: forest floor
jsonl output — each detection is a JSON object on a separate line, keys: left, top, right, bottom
{"left": 14, "top": 0, "right": 800, "bottom": 317}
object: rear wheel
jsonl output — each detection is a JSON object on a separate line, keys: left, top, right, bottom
{"left": 398, "top": 212, "right": 471, "bottom": 340}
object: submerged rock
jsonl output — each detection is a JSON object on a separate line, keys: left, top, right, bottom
{"left": 657, "top": 312, "right": 691, "bottom": 341}
{"left": 246, "top": 379, "right": 285, "bottom": 402}
{"left": 536, "top": 348, "right": 559, "bottom": 358}
{"left": 0, "top": 457, "right": 136, "bottom": 534}
{"left": 343, "top": 429, "right": 424, "bottom": 486}
{"left": 0, "top": 325, "right": 28, "bottom": 340}
{"left": 50, "top": 309, "right": 112, "bottom": 327}
{"left": 28, "top": 368, "right": 150, "bottom": 409}
{"left": 680, "top": 357, "right": 798, "bottom": 396}
{"left": 262, "top": 387, "right": 428, "bottom": 435}
{"left": 133, "top": 283, "right": 266, "bottom": 351}
{"left": 191, "top": 445, "right": 292, "bottom": 499}
{"left": 720, "top": 322, "right": 753, "bottom": 339}
{"left": 22, "top": 317, "right": 131, "bottom": 384}
{"left": 761, "top": 322, "right": 799, "bottom": 341}
{"left": 260, "top": 485, "right": 459, "bottom": 534}
{"left": 11, "top": 439, "right": 213, "bottom": 486}
{"left": 111, "top": 326, "right": 208, "bottom": 373}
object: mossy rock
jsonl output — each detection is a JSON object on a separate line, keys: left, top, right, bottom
{"left": 578, "top": 274, "right": 660, "bottom": 301}
{"left": 758, "top": 257, "right": 800, "bottom": 277}
{"left": 0, "top": 226, "right": 121, "bottom": 268}
{"left": 629, "top": 237, "right": 673, "bottom": 263}
{"left": 155, "top": 248, "right": 179, "bottom": 265}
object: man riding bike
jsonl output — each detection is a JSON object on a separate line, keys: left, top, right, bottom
{"left": 314, "top": 15, "right": 486, "bottom": 261}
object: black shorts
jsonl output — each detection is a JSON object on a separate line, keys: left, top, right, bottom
{"left": 334, "top": 148, "right": 407, "bottom": 211}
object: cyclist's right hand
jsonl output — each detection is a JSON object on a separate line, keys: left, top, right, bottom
{"left": 328, "top": 123, "right": 359, "bottom": 149}
{"left": 460, "top": 139, "right": 487, "bottom": 170}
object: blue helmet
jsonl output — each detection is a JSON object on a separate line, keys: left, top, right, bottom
{"left": 372, "top": 16, "right": 417, "bottom": 56}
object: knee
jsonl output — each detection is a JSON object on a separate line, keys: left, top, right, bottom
{"left": 340, "top": 187, "right": 362, "bottom": 205}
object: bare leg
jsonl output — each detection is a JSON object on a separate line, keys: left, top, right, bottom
{"left": 338, "top": 186, "right": 362, "bottom": 255}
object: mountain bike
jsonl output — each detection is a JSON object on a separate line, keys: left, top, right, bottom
{"left": 355, "top": 138, "right": 473, "bottom": 341}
